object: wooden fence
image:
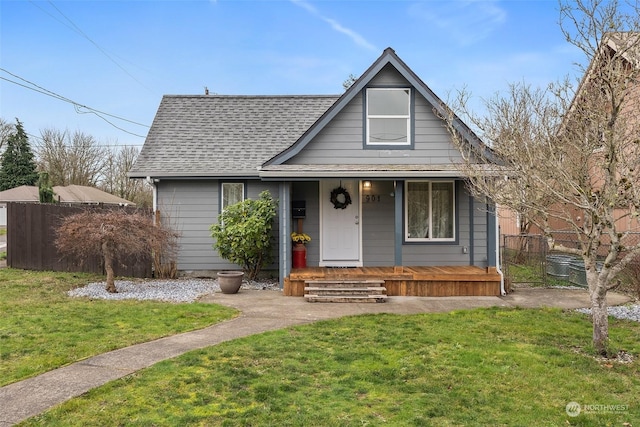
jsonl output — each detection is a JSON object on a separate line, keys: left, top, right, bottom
{"left": 6, "top": 202, "right": 152, "bottom": 278}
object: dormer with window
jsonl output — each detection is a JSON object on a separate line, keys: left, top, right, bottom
{"left": 365, "top": 87, "right": 412, "bottom": 148}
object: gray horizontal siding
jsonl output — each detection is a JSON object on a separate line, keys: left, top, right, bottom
{"left": 474, "top": 206, "right": 489, "bottom": 266}
{"left": 294, "top": 180, "right": 489, "bottom": 268}
{"left": 161, "top": 179, "right": 489, "bottom": 272}
{"left": 400, "top": 183, "right": 486, "bottom": 267}
{"left": 401, "top": 246, "right": 471, "bottom": 266}
{"left": 292, "top": 181, "right": 320, "bottom": 266}
{"left": 362, "top": 181, "right": 395, "bottom": 266}
{"left": 158, "top": 180, "right": 280, "bottom": 273}
{"left": 401, "top": 188, "right": 469, "bottom": 267}
{"left": 368, "top": 63, "right": 406, "bottom": 86}
{"left": 287, "top": 68, "right": 464, "bottom": 166}
{"left": 157, "top": 180, "right": 221, "bottom": 272}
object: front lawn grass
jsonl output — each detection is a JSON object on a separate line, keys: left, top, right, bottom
{"left": 0, "top": 269, "right": 237, "bottom": 386}
{"left": 509, "top": 263, "right": 577, "bottom": 287}
{"left": 25, "top": 308, "right": 640, "bottom": 426}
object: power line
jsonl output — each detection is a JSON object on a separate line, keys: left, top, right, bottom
{"left": 0, "top": 68, "right": 149, "bottom": 138}
{"left": 27, "top": 131, "right": 143, "bottom": 149}
{"left": 29, "top": 0, "right": 151, "bottom": 91}
{"left": 0, "top": 68, "right": 148, "bottom": 127}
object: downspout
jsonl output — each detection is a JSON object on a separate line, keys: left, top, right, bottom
{"left": 493, "top": 202, "right": 506, "bottom": 296}
{"left": 486, "top": 200, "right": 505, "bottom": 296}
{"left": 468, "top": 191, "right": 474, "bottom": 265}
{"left": 146, "top": 177, "right": 158, "bottom": 217}
{"left": 497, "top": 222, "right": 505, "bottom": 296}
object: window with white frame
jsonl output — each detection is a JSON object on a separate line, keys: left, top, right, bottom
{"left": 405, "top": 181, "right": 455, "bottom": 241}
{"left": 221, "top": 182, "right": 244, "bottom": 210}
{"left": 366, "top": 88, "right": 410, "bottom": 145}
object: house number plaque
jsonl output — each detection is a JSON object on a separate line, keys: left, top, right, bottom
{"left": 363, "top": 195, "right": 381, "bottom": 203}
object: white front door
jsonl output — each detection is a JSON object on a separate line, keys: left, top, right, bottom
{"left": 320, "top": 179, "right": 362, "bottom": 266}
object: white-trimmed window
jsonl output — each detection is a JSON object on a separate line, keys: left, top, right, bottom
{"left": 405, "top": 181, "right": 455, "bottom": 241}
{"left": 221, "top": 182, "right": 244, "bottom": 210}
{"left": 366, "top": 88, "right": 410, "bottom": 145}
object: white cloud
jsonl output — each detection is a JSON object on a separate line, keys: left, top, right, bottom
{"left": 290, "top": 0, "right": 378, "bottom": 52}
{"left": 409, "top": 0, "right": 507, "bottom": 46}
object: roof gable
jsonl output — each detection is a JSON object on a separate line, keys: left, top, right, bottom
{"left": 264, "top": 47, "right": 494, "bottom": 166}
{"left": 131, "top": 47, "right": 497, "bottom": 179}
{"left": 567, "top": 32, "right": 640, "bottom": 115}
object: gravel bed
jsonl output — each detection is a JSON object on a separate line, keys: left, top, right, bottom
{"left": 69, "top": 280, "right": 640, "bottom": 322}
{"left": 68, "top": 278, "right": 279, "bottom": 303}
{"left": 548, "top": 285, "right": 587, "bottom": 290}
{"left": 575, "top": 304, "right": 640, "bottom": 322}
{"left": 541, "top": 285, "right": 640, "bottom": 323}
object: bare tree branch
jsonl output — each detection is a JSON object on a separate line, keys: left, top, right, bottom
{"left": 36, "top": 128, "right": 109, "bottom": 187}
{"left": 440, "top": 0, "right": 640, "bottom": 355}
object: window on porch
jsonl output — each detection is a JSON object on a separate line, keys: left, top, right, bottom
{"left": 405, "top": 181, "right": 455, "bottom": 241}
{"left": 221, "top": 182, "right": 244, "bottom": 211}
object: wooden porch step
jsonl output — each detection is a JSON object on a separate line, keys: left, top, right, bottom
{"left": 305, "top": 286, "right": 386, "bottom": 295}
{"left": 304, "top": 279, "right": 387, "bottom": 303}
{"left": 305, "top": 280, "right": 385, "bottom": 288}
{"left": 304, "top": 294, "right": 388, "bottom": 303}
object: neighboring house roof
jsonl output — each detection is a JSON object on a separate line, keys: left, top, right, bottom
{"left": 129, "top": 95, "right": 339, "bottom": 178}
{"left": 0, "top": 185, "right": 40, "bottom": 202}
{"left": 604, "top": 32, "right": 640, "bottom": 66}
{"left": 565, "top": 32, "right": 640, "bottom": 124}
{"left": 0, "top": 185, "right": 135, "bottom": 205}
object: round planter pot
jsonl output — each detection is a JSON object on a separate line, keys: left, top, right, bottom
{"left": 217, "top": 271, "right": 244, "bottom": 294}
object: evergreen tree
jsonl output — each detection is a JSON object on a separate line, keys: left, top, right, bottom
{"left": 0, "top": 119, "right": 38, "bottom": 191}
{"left": 38, "top": 172, "right": 55, "bottom": 203}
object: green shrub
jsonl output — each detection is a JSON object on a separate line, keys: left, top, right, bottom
{"left": 210, "top": 190, "right": 278, "bottom": 281}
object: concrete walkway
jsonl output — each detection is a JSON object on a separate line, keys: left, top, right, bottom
{"left": 0, "top": 288, "right": 631, "bottom": 426}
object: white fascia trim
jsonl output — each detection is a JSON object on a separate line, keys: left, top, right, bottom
{"left": 259, "top": 170, "right": 463, "bottom": 180}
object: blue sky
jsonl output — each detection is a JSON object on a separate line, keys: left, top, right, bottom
{"left": 1, "top": 0, "right": 584, "bottom": 149}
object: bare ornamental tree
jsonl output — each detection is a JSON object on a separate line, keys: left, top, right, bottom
{"left": 442, "top": 0, "right": 640, "bottom": 355}
{"left": 56, "top": 209, "right": 179, "bottom": 293}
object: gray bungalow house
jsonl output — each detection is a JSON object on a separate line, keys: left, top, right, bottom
{"left": 130, "top": 48, "right": 504, "bottom": 297}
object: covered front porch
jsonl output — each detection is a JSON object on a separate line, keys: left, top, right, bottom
{"left": 284, "top": 266, "right": 503, "bottom": 297}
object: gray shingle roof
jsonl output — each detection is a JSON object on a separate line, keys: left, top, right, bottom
{"left": 129, "top": 95, "right": 339, "bottom": 178}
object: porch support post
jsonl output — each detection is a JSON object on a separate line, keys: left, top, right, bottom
{"left": 486, "top": 201, "right": 497, "bottom": 267}
{"left": 394, "top": 180, "right": 403, "bottom": 266}
{"left": 278, "top": 181, "right": 292, "bottom": 288}
{"left": 469, "top": 192, "right": 475, "bottom": 266}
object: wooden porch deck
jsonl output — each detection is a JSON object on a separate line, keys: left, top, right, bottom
{"left": 284, "top": 266, "right": 502, "bottom": 297}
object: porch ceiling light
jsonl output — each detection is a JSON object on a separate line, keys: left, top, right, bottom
{"left": 363, "top": 180, "right": 372, "bottom": 190}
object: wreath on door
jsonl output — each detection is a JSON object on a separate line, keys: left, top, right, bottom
{"left": 330, "top": 186, "right": 352, "bottom": 209}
